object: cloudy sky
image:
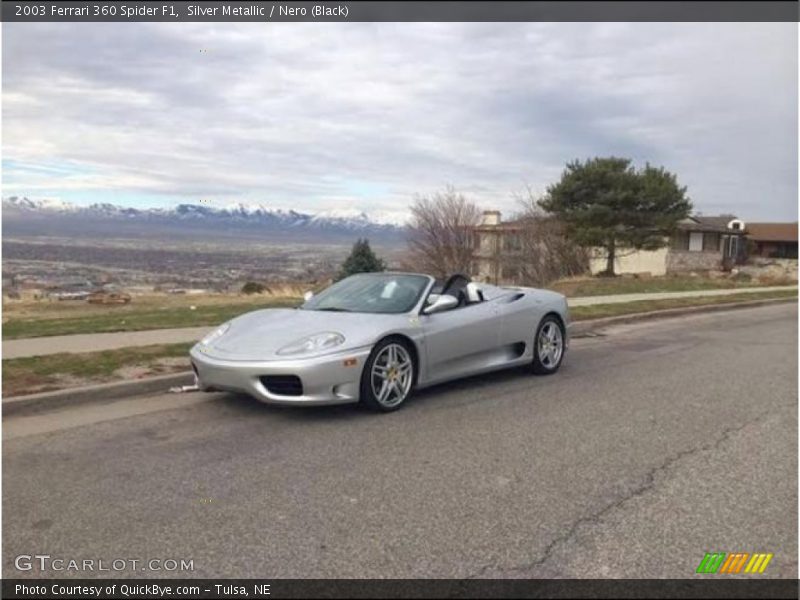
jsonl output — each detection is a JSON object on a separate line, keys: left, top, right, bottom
{"left": 2, "top": 22, "right": 797, "bottom": 222}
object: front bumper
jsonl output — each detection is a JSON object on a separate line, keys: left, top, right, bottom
{"left": 189, "top": 344, "right": 372, "bottom": 406}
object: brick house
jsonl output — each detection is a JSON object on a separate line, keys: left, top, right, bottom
{"left": 659, "top": 215, "right": 748, "bottom": 273}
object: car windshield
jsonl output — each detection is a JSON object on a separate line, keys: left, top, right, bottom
{"left": 302, "top": 274, "right": 429, "bottom": 314}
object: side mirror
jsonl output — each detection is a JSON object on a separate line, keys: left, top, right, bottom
{"left": 303, "top": 291, "right": 314, "bottom": 302}
{"left": 423, "top": 293, "right": 459, "bottom": 315}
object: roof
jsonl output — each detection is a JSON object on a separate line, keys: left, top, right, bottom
{"left": 473, "top": 223, "right": 524, "bottom": 233}
{"left": 473, "top": 215, "right": 562, "bottom": 233}
{"left": 694, "top": 215, "right": 738, "bottom": 228}
{"left": 746, "top": 222, "right": 798, "bottom": 243}
{"left": 678, "top": 215, "right": 745, "bottom": 234}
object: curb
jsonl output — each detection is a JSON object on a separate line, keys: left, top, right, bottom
{"left": 3, "top": 296, "right": 796, "bottom": 418}
{"left": 3, "top": 371, "right": 195, "bottom": 418}
{"left": 570, "top": 296, "right": 796, "bottom": 337}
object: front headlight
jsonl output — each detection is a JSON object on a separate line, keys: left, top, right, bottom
{"left": 277, "top": 332, "right": 345, "bottom": 356}
{"left": 200, "top": 322, "right": 231, "bottom": 346}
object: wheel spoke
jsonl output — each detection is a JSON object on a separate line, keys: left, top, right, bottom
{"left": 390, "top": 380, "right": 402, "bottom": 397}
{"left": 377, "top": 380, "right": 391, "bottom": 402}
{"left": 374, "top": 364, "right": 389, "bottom": 375}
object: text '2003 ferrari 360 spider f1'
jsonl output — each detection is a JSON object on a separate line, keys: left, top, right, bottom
{"left": 190, "top": 272, "right": 570, "bottom": 412}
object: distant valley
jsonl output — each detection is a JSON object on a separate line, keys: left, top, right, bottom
{"left": 2, "top": 197, "right": 409, "bottom": 291}
{"left": 2, "top": 196, "right": 408, "bottom": 244}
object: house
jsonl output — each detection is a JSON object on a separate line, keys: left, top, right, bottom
{"left": 746, "top": 222, "right": 798, "bottom": 259}
{"left": 472, "top": 211, "right": 749, "bottom": 283}
{"left": 665, "top": 215, "right": 747, "bottom": 271}
{"left": 471, "top": 211, "right": 527, "bottom": 283}
{"left": 586, "top": 215, "right": 747, "bottom": 276}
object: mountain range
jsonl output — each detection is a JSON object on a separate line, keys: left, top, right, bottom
{"left": 2, "top": 197, "right": 408, "bottom": 245}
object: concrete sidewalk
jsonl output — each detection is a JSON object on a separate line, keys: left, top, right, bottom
{"left": 3, "top": 326, "right": 211, "bottom": 359}
{"left": 566, "top": 284, "right": 797, "bottom": 306}
{"left": 2, "top": 285, "right": 796, "bottom": 359}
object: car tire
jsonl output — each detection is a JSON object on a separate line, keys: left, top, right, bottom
{"left": 532, "top": 315, "right": 565, "bottom": 375}
{"left": 360, "top": 337, "right": 416, "bottom": 412}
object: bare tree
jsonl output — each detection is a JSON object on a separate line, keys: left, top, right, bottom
{"left": 505, "top": 193, "right": 589, "bottom": 286}
{"left": 405, "top": 187, "right": 482, "bottom": 278}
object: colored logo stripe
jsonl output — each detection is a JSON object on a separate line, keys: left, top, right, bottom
{"left": 745, "top": 553, "right": 773, "bottom": 573}
{"left": 696, "top": 552, "right": 773, "bottom": 574}
{"left": 719, "top": 553, "right": 749, "bottom": 573}
{"left": 696, "top": 553, "right": 726, "bottom": 573}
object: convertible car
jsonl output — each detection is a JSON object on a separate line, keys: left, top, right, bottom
{"left": 190, "top": 272, "right": 569, "bottom": 412}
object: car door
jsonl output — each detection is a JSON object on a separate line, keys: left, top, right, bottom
{"left": 496, "top": 290, "right": 546, "bottom": 351}
{"left": 420, "top": 300, "right": 501, "bottom": 385}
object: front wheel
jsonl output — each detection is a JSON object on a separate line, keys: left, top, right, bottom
{"left": 532, "top": 315, "right": 565, "bottom": 375}
{"left": 360, "top": 338, "right": 416, "bottom": 412}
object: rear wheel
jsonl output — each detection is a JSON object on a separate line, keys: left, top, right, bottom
{"left": 532, "top": 315, "right": 565, "bottom": 375}
{"left": 360, "top": 338, "right": 415, "bottom": 412}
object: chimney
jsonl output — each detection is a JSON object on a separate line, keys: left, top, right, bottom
{"left": 481, "top": 210, "right": 501, "bottom": 226}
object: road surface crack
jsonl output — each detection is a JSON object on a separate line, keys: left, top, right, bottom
{"left": 466, "top": 410, "right": 773, "bottom": 578}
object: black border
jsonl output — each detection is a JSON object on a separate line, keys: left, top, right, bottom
{"left": 2, "top": 1, "right": 799, "bottom": 23}
{"left": 3, "top": 579, "right": 800, "bottom": 599}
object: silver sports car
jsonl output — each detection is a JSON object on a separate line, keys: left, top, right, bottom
{"left": 190, "top": 272, "right": 569, "bottom": 411}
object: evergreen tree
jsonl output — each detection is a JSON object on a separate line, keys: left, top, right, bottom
{"left": 540, "top": 157, "right": 692, "bottom": 276}
{"left": 336, "top": 238, "right": 387, "bottom": 281}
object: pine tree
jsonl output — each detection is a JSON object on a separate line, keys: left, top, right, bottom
{"left": 540, "top": 157, "right": 692, "bottom": 276}
{"left": 336, "top": 238, "right": 387, "bottom": 281}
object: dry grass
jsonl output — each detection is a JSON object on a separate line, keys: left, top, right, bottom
{"left": 550, "top": 274, "right": 790, "bottom": 298}
{"left": 3, "top": 291, "right": 301, "bottom": 321}
{"left": 570, "top": 289, "right": 797, "bottom": 321}
{"left": 3, "top": 342, "right": 192, "bottom": 397}
{"left": 3, "top": 293, "right": 301, "bottom": 339}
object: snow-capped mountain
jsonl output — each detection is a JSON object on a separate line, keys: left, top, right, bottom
{"left": 4, "top": 196, "right": 80, "bottom": 213}
{"left": 2, "top": 196, "right": 408, "bottom": 244}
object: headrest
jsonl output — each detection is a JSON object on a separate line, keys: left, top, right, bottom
{"left": 465, "top": 282, "right": 483, "bottom": 303}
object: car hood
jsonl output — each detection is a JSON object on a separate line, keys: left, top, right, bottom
{"left": 197, "top": 308, "right": 403, "bottom": 360}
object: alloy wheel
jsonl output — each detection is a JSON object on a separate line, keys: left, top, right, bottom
{"left": 370, "top": 343, "right": 413, "bottom": 408}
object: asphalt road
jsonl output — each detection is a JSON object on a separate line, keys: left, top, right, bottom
{"left": 3, "top": 303, "right": 797, "bottom": 579}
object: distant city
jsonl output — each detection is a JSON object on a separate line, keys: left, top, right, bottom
{"left": 2, "top": 196, "right": 409, "bottom": 297}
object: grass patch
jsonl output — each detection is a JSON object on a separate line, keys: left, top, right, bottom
{"left": 551, "top": 275, "right": 789, "bottom": 298}
{"left": 3, "top": 298, "right": 300, "bottom": 340}
{"left": 571, "top": 289, "right": 797, "bottom": 321}
{"left": 2, "top": 342, "right": 193, "bottom": 397}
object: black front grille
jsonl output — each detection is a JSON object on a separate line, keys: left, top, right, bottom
{"left": 260, "top": 375, "right": 303, "bottom": 396}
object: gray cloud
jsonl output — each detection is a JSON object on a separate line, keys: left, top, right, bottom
{"left": 2, "top": 22, "right": 797, "bottom": 221}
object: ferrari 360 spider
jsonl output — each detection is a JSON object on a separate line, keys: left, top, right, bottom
{"left": 190, "top": 272, "right": 569, "bottom": 411}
